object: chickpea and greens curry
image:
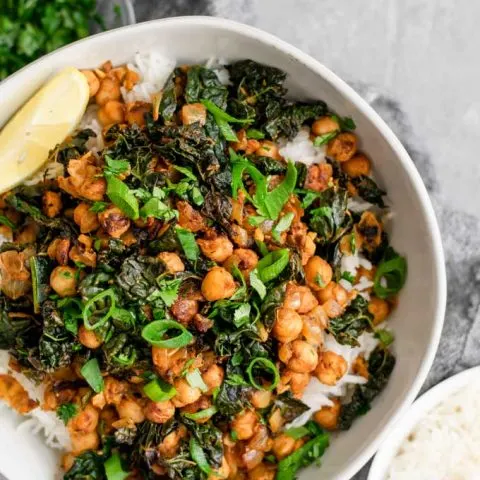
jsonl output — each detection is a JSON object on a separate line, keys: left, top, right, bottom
{"left": 0, "top": 59, "right": 406, "bottom": 479}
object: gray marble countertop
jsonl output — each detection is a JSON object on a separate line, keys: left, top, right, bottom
{"left": 133, "top": 1, "right": 475, "bottom": 478}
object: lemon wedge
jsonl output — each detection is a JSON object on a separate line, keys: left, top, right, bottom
{"left": 0, "top": 67, "right": 90, "bottom": 193}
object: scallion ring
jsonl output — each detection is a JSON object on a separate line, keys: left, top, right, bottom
{"left": 141, "top": 320, "right": 193, "bottom": 348}
{"left": 144, "top": 378, "right": 176, "bottom": 402}
{"left": 256, "top": 249, "right": 290, "bottom": 283}
{"left": 247, "top": 357, "right": 280, "bottom": 391}
{"left": 183, "top": 406, "right": 218, "bottom": 421}
{"left": 82, "top": 288, "right": 116, "bottom": 331}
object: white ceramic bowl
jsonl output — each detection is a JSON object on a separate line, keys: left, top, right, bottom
{"left": 368, "top": 366, "right": 480, "bottom": 480}
{"left": 0, "top": 16, "right": 446, "bottom": 480}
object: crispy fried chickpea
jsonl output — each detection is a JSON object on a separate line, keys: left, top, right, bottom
{"left": 250, "top": 390, "right": 272, "bottom": 409}
{"left": 352, "top": 356, "right": 369, "bottom": 379}
{"left": 15, "top": 223, "right": 38, "bottom": 244}
{"left": 284, "top": 283, "right": 318, "bottom": 313}
{"left": 232, "top": 409, "right": 257, "bottom": 440}
{"left": 279, "top": 340, "right": 318, "bottom": 373}
{"left": 124, "top": 69, "right": 140, "bottom": 90}
{"left": 245, "top": 139, "right": 260, "bottom": 155}
{"left": 208, "top": 457, "right": 230, "bottom": 480}
{"left": 50, "top": 266, "right": 77, "bottom": 297}
{"left": 368, "top": 296, "right": 390, "bottom": 325}
{"left": 42, "top": 191, "right": 62, "bottom": 218}
{"left": 326, "top": 132, "right": 357, "bottom": 162}
{"left": 202, "top": 364, "right": 224, "bottom": 392}
{"left": 70, "top": 431, "right": 99, "bottom": 454}
{"left": 316, "top": 281, "right": 348, "bottom": 306}
{"left": 144, "top": 400, "right": 175, "bottom": 423}
{"left": 313, "top": 398, "right": 341, "bottom": 430}
{"left": 125, "top": 101, "right": 151, "bottom": 126}
{"left": 177, "top": 201, "right": 205, "bottom": 232}
{"left": 268, "top": 408, "right": 284, "bottom": 433}
{"left": 180, "top": 103, "right": 207, "bottom": 125}
{"left": 341, "top": 153, "right": 371, "bottom": 177}
{"left": 62, "top": 453, "right": 75, "bottom": 472}
{"left": 311, "top": 116, "right": 340, "bottom": 136}
{"left": 81, "top": 70, "right": 100, "bottom": 97}
{"left": 201, "top": 266, "right": 236, "bottom": 301}
{"left": 272, "top": 308, "right": 303, "bottom": 343}
{"left": 98, "top": 100, "right": 125, "bottom": 126}
{"left": 304, "top": 163, "right": 333, "bottom": 192}
{"left": 172, "top": 378, "right": 201, "bottom": 407}
{"left": 197, "top": 235, "right": 233, "bottom": 263}
{"left": 73, "top": 202, "right": 100, "bottom": 233}
{"left": 78, "top": 325, "right": 103, "bottom": 349}
{"left": 224, "top": 248, "right": 259, "bottom": 278}
{"left": 159, "top": 426, "right": 188, "bottom": 458}
{"left": 116, "top": 397, "right": 145, "bottom": 424}
{"left": 69, "top": 404, "right": 99, "bottom": 433}
{"left": 69, "top": 234, "right": 97, "bottom": 268}
{"left": 315, "top": 351, "right": 348, "bottom": 386}
{"left": 305, "top": 256, "right": 333, "bottom": 291}
{"left": 47, "top": 238, "right": 71, "bottom": 265}
{"left": 171, "top": 297, "right": 198, "bottom": 324}
{"left": 98, "top": 205, "right": 130, "bottom": 238}
{"left": 248, "top": 463, "right": 276, "bottom": 480}
{"left": 302, "top": 305, "right": 328, "bottom": 346}
{"left": 95, "top": 75, "right": 121, "bottom": 106}
{"left": 230, "top": 223, "right": 250, "bottom": 247}
{"left": 104, "top": 377, "right": 128, "bottom": 405}
{"left": 157, "top": 252, "right": 185, "bottom": 274}
{"left": 255, "top": 140, "right": 281, "bottom": 159}
{"left": 231, "top": 128, "right": 248, "bottom": 151}
{"left": 272, "top": 434, "right": 296, "bottom": 460}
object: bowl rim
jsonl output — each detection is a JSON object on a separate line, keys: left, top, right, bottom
{"left": 367, "top": 365, "right": 480, "bottom": 479}
{"left": 0, "top": 15, "right": 447, "bottom": 480}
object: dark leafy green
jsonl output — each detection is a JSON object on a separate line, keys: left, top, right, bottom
{"left": 64, "top": 451, "right": 105, "bottom": 479}
{"left": 351, "top": 175, "right": 386, "bottom": 207}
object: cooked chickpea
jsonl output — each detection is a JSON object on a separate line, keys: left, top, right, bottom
{"left": 116, "top": 397, "right": 145, "bottom": 423}
{"left": 73, "top": 202, "right": 100, "bottom": 233}
{"left": 125, "top": 101, "right": 151, "bottom": 126}
{"left": 15, "top": 223, "right": 38, "bottom": 244}
{"left": 272, "top": 308, "right": 303, "bottom": 344}
{"left": 311, "top": 116, "right": 340, "bottom": 136}
{"left": 95, "top": 75, "right": 121, "bottom": 106}
{"left": 304, "top": 163, "right": 333, "bottom": 192}
{"left": 180, "top": 103, "right": 207, "bottom": 126}
{"left": 172, "top": 378, "right": 201, "bottom": 407}
{"left": 247, "top": 463, "right": 276, "bottom": 480}
{"left": 201, "top": 266, "right": 236, "bottom": 301}
{"left": 305, "top": 256, "right": 333, "bottom": 291}
{"left": 98, "top": 100, "right": 125, "bottom": 126}
{"left": 224, "top": 248, "right": 259, "bottom": 278}
{"left": 47, "top": 238, "right": 71, "bottom": 265}
{"left": 326, "top": 132, "right": 357, "bottom": 162}
{"left": 124, "top": 69, "right": 140, "bottom": 90}
{"left": 352, "top": 356, "right": 369, "bottom": 379}
{"left": 272, "top": 434, "right": 296, "bottom": 460}
{"left": 202, "top": 364, "right": 224, "bottom": 392}
{"left": 208, "top": 456, "right": 230, "bottom": 480}
{"left": 368, "top": 296, "right": 390, "bottom": 325}
{"left": 231, "top": 129, "right": 248, "bottom": 151}
{"left": 197, "top": 235, "right": 233, "bottom": 263}
{"left": 232, "top": 409, "right": 257, "bottom": 440}
{"left": 316, "top": 281, "right": 348, "bottom": 306}
{"left": 69, "top": 404, "right": 99, "bottom": 433}
{"left": 158, "top": 426, "right": 187, "bottom": 458}
{"left": 42, "top": 191, "right": 62, "bottom": 218}
{"left": 302, "top": 305, "right": 328, "bottom": 346}
{"left": 50, "top": 266, "right": 78, "bottom": 297}
{"left": 272, "top": 308, "right": 303, "bottom": 343}
{"left": 284, "top": 283, "right": 318, "bottom": 313}
{"left": 171, "top": 297, "right": 198, "bottom": 324}
{"left": 342, "top": 153, "right": 371, "bottom": 177}
{"left": 70, "top": 431, "right": 99, "bottom": 454}
{"left": 104, "top": 377, "right": 128, "bottom": 405}
{"left": 301, "top": 234, "right": 316, "bottom": 266}
{"left": 279, "top": 340, "right": 318, "bottom": 373}
{"left": 158, "top": 252, "right": 185, "bottom": 274}
{"left": 313, "top": 398, "right": 341, "bottom": 430}
{"left": 78, "top": 325, "right": 103, "bottom": 349}
{"left": 62, "top": 453, "right": 75, "bottom": 472}
{"left": 268, "top": 408, "right": 284, "bottom": 433}
{"left": 81, "top": 70, "right": 100, "bottom": 97}
{"left": 144, "top": 400, "right": 175, "bottom": 423}
{"left": 98, "top": 205, "right": 130, "bottom": 238}
{"left": 315, "top": 351, "right": 348, "bottom": 386}
{"left": 250, "top": 390, "right": 272, "bottom": 409}
{"left": 255, "top": 140, "right": 281, "bottom": 159}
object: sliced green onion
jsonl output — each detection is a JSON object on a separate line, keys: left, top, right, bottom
{"left": 373, "top": 249, "right": 407, "bottom": 299}
{"left": 80, "top": 358, "right": 104, "bottom": 393}
{"left": 186, "top": 369, "right": 208, "bottom": 393}
{"left": 106, "top": 175, "right": 139, "bottom": 220}
{"left": 249, "top": 269, "right": 266, "bottom": 299}
{"left": 175, "top": 226, "right": 200, "bottom": 262}
{"left": 375, "top": 329, "right": 394, "bottom": 347}
{"left": 271, "top": 212, "right": 295, "bottom": 243}
{"left": 189, "top": 436, "right": 213, "bottom": 475}
{"left": 255, "top": 240, "right": 269, "bottom": 257}
{"left": 183, "top": 406, "right": 218, "bottom": 421}
{"left": 0, "top": 215, "right": 16, "bottom": 229}
{"left": 104, "top": 453, "right": 129, "bottom": 480}
{"left": 82, "top": 288, "right": 116, "bottom": 331}
{"left": 141, "top": 320, "right": 193, "bottom": 348}
{"left": 200, "top": 99, "right": 252, "bottom": 124}
{"left": 256, "top": 249, "right": 290, "bottom": 283}
{"left": 313, "top": 131, "right": 338, "bottom": 146}
{"left": 247, "top": 357, "right": 280, "bottom": 391}
{"left": 144, "top": 378, "right": 177, "bottom": 402}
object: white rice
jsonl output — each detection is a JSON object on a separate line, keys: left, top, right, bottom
{"left": 387, "top": 383, "right": 480, "bottom": 480}
{"left": 0, "top": 351, "right": 70, "bottom": 450}
{"left": 279, "top": 127, "right": 327, "bottom": 166}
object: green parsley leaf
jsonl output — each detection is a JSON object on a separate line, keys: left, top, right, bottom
{"left": 341, "top": 271, "right": 355, "bottom": 284}
{"left": 56, "top": 403, "right": 78, "bottom": 424}
{"left": 156, "top": 278, "right": 182, "bottom": 307}
{"left": 250, "top": 269, "right": 267, "bottom": 299}
{"left": 104, "top": 155, "right": 130, "bottom": 176}
{"left": 175, "top": 226, "right": 200, "bottom": 262}
{"left": 140, "top": 197, "right": 177, "bottom": 221}
{"left": 89, "top": 201, "right": 108, "bottom": 213}
{"left": 106, "top": 175, "right": 139, "bottom": 220}
{"left": 272, "top": 212, "right": 295, "bottom": 243}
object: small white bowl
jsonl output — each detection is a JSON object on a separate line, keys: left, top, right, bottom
{"left": 0, "top": 17, "right": 447, "bottom": 480}
{"left": 368, "top": 366, "right": 480, "bottom": 480}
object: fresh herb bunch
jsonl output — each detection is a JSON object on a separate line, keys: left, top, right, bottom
{"left": 0, "top": 0, "right": 103, "bottom": 80}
